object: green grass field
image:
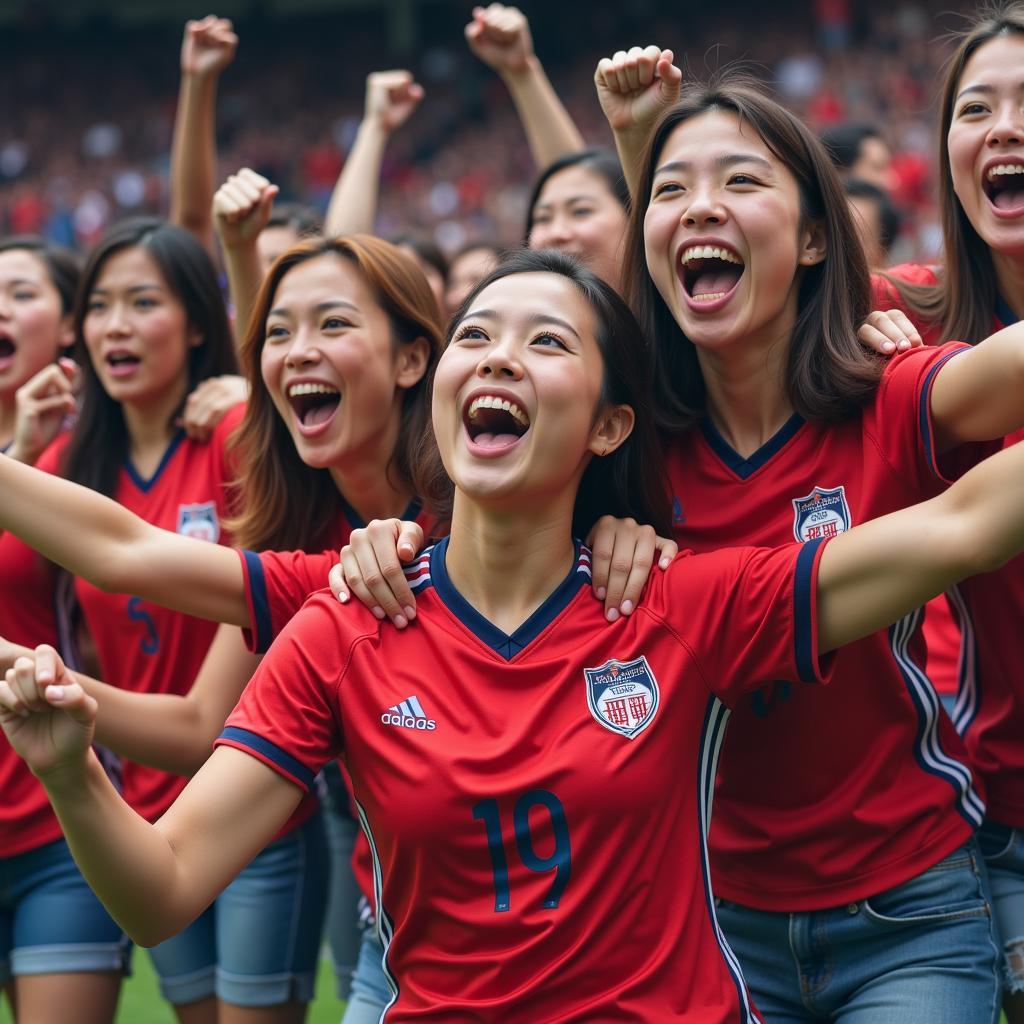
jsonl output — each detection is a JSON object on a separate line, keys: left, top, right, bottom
{"left": 0, "top": 949, "right": 346, "bottom": 1024}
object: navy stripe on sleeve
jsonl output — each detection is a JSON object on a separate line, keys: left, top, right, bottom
{"left": 242, "top": 550, "right": 273, "bottom": 654}
{"left": 919, "top": 347, "right": 967, "bottom": 479}
{"left": 793, "top": 538, "right": 825, "bottom": 683}
{"left": 218, "top": 726, "right": 316, "bottom": 791}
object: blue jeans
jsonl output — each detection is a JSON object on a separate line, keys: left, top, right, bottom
{"left": 340, "top": 930, "right": 391, "bottom": 1024}
{"left": 977, "top": 820, "right": 1024, "bottom": 994}
{"left": 150, "top": 809, "right": 328, "bottom": 1007}
{"left": 716, "top": 841, "right": 1001, "bottom": 1023}
{"left": 321, "top": 778, "right": 363, "bottom": 999}
{"left": 0, "top": 839, "right": 131, "bottom": 984}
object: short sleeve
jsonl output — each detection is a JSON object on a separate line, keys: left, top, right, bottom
{"left": 871, "top": 342, "right": 998, "bottom": 494}
{"left": 216, "top": 591, "right": 349, "bottom": 790}
{"left": 651, "top": 539, "right": 832, "bottom": 708}
{"left": 238, "top": 548, "right": 337, "bottom": 653}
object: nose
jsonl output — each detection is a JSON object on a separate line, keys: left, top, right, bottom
{"left": 104, "top": 302, "right": 130, "bottom": 338}
{"left": 283, "top": 327, "right": 322, "bottom": 369}
{"left": 476, "top": 338, "right": 522, "bottom": 381}
{"left": 683, "top": 185, "right": 726, "bottom": 229}
{"left": 539, "top": 213, "right": 575, "bottom": 245}
{"left": 987, "top": 102, "right": 1024, "bottom": 148}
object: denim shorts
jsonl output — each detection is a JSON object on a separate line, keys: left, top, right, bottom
{"left": 976, "top": 819, "right": 1024, "bottom": 994}
{"left": 149, "top": 809, "right": 328, "bottom": 1007}
{"left": 716, "top": 840, "right": 1001, "bottom": 1024}
{"left": 0, "top": 839, "right": 131, "bottom": 984}
{"left": 341, "top": 929, "right": 392, "bottom": 1024}
{"left": 322, "top": 797, "right": 363, "bottom": 999}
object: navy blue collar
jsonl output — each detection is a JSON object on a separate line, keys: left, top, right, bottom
{"left": 340, "top": 494, "right": 422, "bottom": 531}
{"left": 125, "top": 430, "right": 185, "bottom": 492}
{"left": 995, "top": 294, "right": 1020, "bottom": 329}
{"left": 429, "top": 536, "right": 591, "bottom": 660}
{"left": 701, "top": 412, "right": 805, "bottom": 480}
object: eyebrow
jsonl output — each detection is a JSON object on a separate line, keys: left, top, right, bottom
{"left": 461, "top": 308, "right": 582, "bottom": 342}
{"left": 268, "top": 299, "right": 360, "bottom": 318}
{"left": 533, "top": 194, "right": 599, "bottom": 209}
{"left": 90, "top": 283, "right": 165, "bottom": 295}
{"left": 653, "top": 153, "right": 774, "bottom": 176}
{"left": 955, "top": 82, "right": 1024, "bottom": 102}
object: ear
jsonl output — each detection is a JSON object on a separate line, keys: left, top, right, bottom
{"left": 57, "top": 313, "right": 75, "bottom": 352}
{"left": 588, "top": 403, "right": 635, "bottom": 457}
{"left": 395, "top": 336, "right": 432, "bottom": 390}
{"left": 798, "top": 219, "right": 827, "bottom": 267}
{"left": 188, "top": 325, "right": 205, "bottom": 349}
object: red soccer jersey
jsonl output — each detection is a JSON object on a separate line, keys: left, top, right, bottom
{"left": 0, "top": 441, "right": 65, "bottom": 856}
{"left": 219, "top": 536, "right": 830, "bottom": 1023}
{"left": 71, "top": 407, "right": 243, "bottom": 823}
{"left": 667, "top": 342, "right": 992, "bottom": 910}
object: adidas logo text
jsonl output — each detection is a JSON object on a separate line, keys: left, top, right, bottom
{"left": 381, "top": 695, "right": 437, "bottom": 732}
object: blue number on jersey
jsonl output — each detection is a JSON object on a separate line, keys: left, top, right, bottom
{"left": 127, "top": 597, "right": 160, "bottom": 655}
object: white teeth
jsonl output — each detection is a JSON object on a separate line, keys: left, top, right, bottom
{"left": 987, "top": 164, "right": 1024, "bottom": 181}
{"left": 467, "top": 395, "right": 529, "bottom": 427}
{"left": 287, "top": 382, "right": 340, "bottom": 398}
{"left": 680, "top": 245, "right": 744, "bottom": 267}
{"left": 691, "top": 292, "right": 728, "bottom": 303}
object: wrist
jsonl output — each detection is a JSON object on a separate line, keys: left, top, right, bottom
{"left": 36, "top": 749, "right": 96, "bottom": 795}
{"left": 499, "top": 54, "right": 541, "bottom": 85}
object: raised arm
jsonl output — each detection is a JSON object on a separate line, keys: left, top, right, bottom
{"left": 212, "top": 167, "right": 279, "bottom": 343}
{"left": 79, "top": 624, "right": 260, "bottom": 775}
{"left": 0, "top": 647, "right": 298, "bottom": 947}
{"left": 0, "top": 454, "right": 248, "bottom": 625}
{"left": 817, "top": 435, "right": 1024, "bottom": 652}
{"left": 323, "top": 70, "right": 424, "bottom": 237}
{"left": 169, "top": 16, "right": 238, "bottom": 255}
{"left": 465, "top": 4, "right": 584, "bottom": 169}
{"left": 594, "top": 45, "right": 682, "bottom": 196}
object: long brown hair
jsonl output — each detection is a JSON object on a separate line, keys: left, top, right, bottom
{"left": 882, "top": 3, "right": 1024, "bottom": 343}
{"left": 229, "top": 235, "right": 442, "bottom": 552}
{"left": 622, "top": 78, "right": 881, "bottom": 435}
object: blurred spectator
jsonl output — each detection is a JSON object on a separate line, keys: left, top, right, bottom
{"left": 845, "top": 178, "right": 901, "bottom": 270}
{"left": 821, "top": 122, "right": 897, "bottom": 193}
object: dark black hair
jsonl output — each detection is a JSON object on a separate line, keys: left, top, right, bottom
{"left": 820, "top": 122, "right": 885, "bottom": 171}
{"left": 0, "top": 235, "right": 82, "bottom": 316}
{"left": 391, "top": 234, "right": 449, "bottom": 283}
{"left": 61, "top": 218, "right": 237, "bottom": 497}
{"left": 844, "top": 178, "right": 900, "bottom": 253}
{"left": 265, "top": 202, "right": 322, "bottom": 237}
{"left": 416, "top": 248, "right": 672, "bottom": 539}
{"left": 525, "top": 148, "right": 630, "bottom": 240}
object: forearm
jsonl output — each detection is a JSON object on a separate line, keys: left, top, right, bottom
{"left": 42, "top": 752, "right": 200, "bottom": 945}
{"left": 502, "top": 56, "right": 585, "bottom": 170}
{"left": 170, "top": 73, "right": 219, "bottom": 254}
{"left": 324, "top": 121, "right": 388, "bottom": 237}
{"left": 222, "top": 241, "right": 263, "bottom": 344}
{"left": 611, "top": 126, "right": 649, "bottom": 199}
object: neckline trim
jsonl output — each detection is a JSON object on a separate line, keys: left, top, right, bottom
{"left": 700, "top": 412, "right": 805, "bottom": 479}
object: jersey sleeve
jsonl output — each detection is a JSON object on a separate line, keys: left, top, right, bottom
{"left": 651, "top": 538, "right": 832, "bottom": 708}
{"left": 237, "top": 548, "right": 337, "bottom": 654}
{"left": 871, "top": 341, "right": 999, "bottom": 493}
{"left": 215, "top": 591, "right": 352, "bottom": 791}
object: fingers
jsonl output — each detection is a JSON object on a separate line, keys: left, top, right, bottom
{"left": 329, "top": 562, "right": 350, "bottom": 605}
{"left": 338, "top": 520, "right": 418, "bottom": 628}
{"left": 857, "top": 309, "right": 922, "bottom": 356}
{"left": 181, "top": 375, "right": 249, "bottom": 441}
{"left": 587, "top": 515, "right": 617, "bottom": 602}
{"left": 597, "top": 45, "right": 664, "bottom": 94}
{"left": 601, "top": 522, "right": 643, "bottom": 621}
{"left": 214, "top": 168, "right": 272, "bottom": 223}
{"left": 587, "top": 519, "right": 668, "bottom": 619}
{"left": 396, "top": 522, "right": 424, "bottom": 562}
{"left": 654, "top": 535, "right": 679, "bottom": 571}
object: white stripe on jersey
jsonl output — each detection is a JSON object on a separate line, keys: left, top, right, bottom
{"left": 890, "top": 609, "right": 984, "bottom": 826}
{"left": 404, "top": 548, "right": 433, "bottom": 592}
{"left": 945, "top": 587, "right": 979, "bottom": 736}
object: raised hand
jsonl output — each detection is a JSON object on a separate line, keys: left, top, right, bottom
{"left": 180, "top": 15, "right": 238, "bottom": 78}
{"left": 180, "top": 375, "right": 249, "bottom": 442}
{"left": 0, "top": 645, "right": 97, "bottom": 779}
{"left": 8, "top": 358, "right": 78, "bottom": 465}
{"left": 364, "top": 70, "right": 424, "bottom": 134}
{"left": 465, "top": 4, "right": 534, "bottom": 77}
{"left": 857, "top": 309, "right": 924, "bottom": 356}
{"left": 595, "top": 45, "right": 682, "bottom": 136}
{"left": 212, "top": 168, "right": 279, "bottom": 251}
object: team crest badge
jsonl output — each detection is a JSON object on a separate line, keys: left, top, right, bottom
{"left": 585, "top": 656, "right": 660, "bottom": 739}
{"left": 791, "top": 485, "right": 851, "bottom": 542}
{"left": 176, "top": 502, "right": 220, "bottom": 543}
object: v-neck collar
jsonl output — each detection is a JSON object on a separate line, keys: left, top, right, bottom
{"left": 995, "top": 294, "right": 1020, "bottom": 329}
{"left": 340, "top": 494, "right": 422, "bottom": 531}
{"left": 429, "top": 536, "right": 591, "bottom": 661}
{"left": 125, "top": 430, "right": 185, "bottom": 492}
{"left": 700, "top": 412, "right": 805, "bottom": 480}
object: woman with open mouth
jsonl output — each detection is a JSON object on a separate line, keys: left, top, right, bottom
{"left": 5, "top": 249, "right": 1024, "bottom": 1022}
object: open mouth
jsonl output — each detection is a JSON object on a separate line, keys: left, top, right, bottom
{"left": 679, "top": 245, "right": 745, "bottom": 305}
{"left": 464, "top": 394, "right": 530, "bottom": 450}
{"left": 0, "top": 337, "right": 15, "bottom": 362}
{"left": 105, "top": 352, "right": 141, "bottom": 374}
{"left": 287, "top": 381, "right": 341, "bottom": 430}
{"left": 984, "top": 163, "right": 1024, "bottom": 213}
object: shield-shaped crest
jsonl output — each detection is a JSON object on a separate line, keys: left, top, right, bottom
{"left": 176, "top": 501, "right": 220, "bottom": 543}
{"left": 791, "top": 485, "right": 851, "bottom": 542}
{"left": 585, "top": 656, "right": 660, "bottom": 739}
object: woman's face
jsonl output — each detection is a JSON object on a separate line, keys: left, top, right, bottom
{"left": 643, "top": 110, "right": 820, "bottom": 356}
{"left": 434, "top": 272, "right": 624, "bottom": 509}
{"left": 257, "top": 224, "right": 300, "bottom": 273}
{"left": 83, "top": 246, "right": 196, "bottom": 407}
{"left": 445, "top": 248, "right": 500, "bottom": 316}
{"left": 261, "top": 253, "right": 428, "bottom": 471}
{"left": 528, "top": 166, "right": 628, "bottom": 292}
{"left": 0, "top": 249, "right": 70, "bottom": 400}
{"left": 947, "top": 34, "right": 1024, "bottom": 257}
{"left": 398, "top": 245, "right": 447, "bottom": 320}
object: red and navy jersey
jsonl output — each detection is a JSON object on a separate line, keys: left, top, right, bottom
{"left": 72, "top": 407, "right": 243, "bottom": 823}
{"left": 878, "top": 266, "right": 1024, "bottom": 827}
{"left": 0, "top": 442, "right": 65, "bottom": 856}
{"left": 219, "top": 536, "right": 830, "bottom": 1023}
{"left": 667, "top": 342, "right": 993, "bottom": 910}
